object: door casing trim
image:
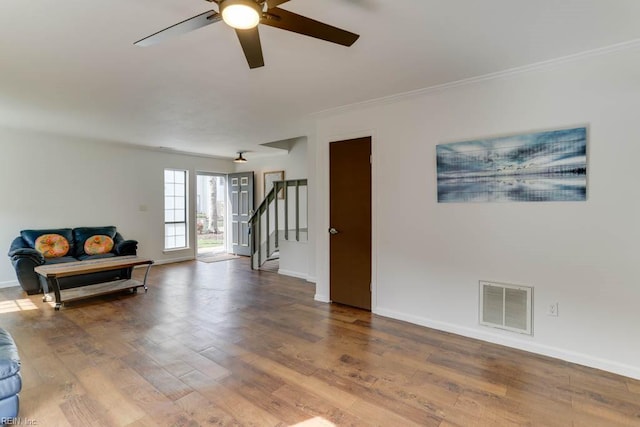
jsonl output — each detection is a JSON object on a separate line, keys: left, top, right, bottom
{"left": 314, "top": 129, "right": 378, "bottom": 312}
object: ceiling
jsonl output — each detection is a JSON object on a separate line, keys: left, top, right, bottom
{"left": 2, "top": 1, "right": 640, "bottom": 160}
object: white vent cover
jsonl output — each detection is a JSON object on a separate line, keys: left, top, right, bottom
{"left": 479, "top": 281, "right": 533, "bottom": 335}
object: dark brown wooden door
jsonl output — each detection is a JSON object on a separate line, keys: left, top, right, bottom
{"left": 329, "top": 137, "right": 372, "bottom": 310}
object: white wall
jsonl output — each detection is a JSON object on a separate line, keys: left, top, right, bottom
{"left": 278, "top": 238, "right": 309, "bottom": 280}
{"left": 234, "top": 137, "right": 308, "bottom": 201}
{"left": 306, "top": 129, "right": 316, "bottom": 283}
{"left": 312, "top": 45, "right": 640, "bottom": 379}
{"left": 0, "top": 128, "right": 233, "bottom": 286}
{"left": 235, "top": 138, "right": 310, "bottom": 279}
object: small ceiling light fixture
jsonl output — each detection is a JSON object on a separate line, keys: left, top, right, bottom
{"left": 234, "top": 151, "right": 248, "bottom": 163}
{"left": 221, "top": 0, "right": 262, "bottom": 30}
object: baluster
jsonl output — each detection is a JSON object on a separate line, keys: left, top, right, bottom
{"left": 285, "top": 183, "right": 289, "bottom": 241}
{"left": 295, "top": 180, "right": 300, "bottom": 242}
{"left": 266, "top": 194, "right": 270, "bottom": 257}
{"left": 258, "top": 211, "right": 262, "bottom": 266}
{"left": 274, "top": 182, "right": 279, "bottom": 249}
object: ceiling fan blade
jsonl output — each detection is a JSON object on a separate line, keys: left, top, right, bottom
{"left": 267, "top": 0, "right": 290, "bottom": 8}
{"left": 134, "top": 10, "right": 222, "bottom": 47}
{"left": 262, "top": 7, "right": 359, "bottom": 47}
{"left": 235, "top": 27, "right": 265, "bottom": 69}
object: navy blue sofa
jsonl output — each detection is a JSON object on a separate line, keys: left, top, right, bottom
{"left": 0, "top": 329, "right": 20, "bottom": 421}
{"left": 8, "top": 226, "right": 138, "bottom": 295}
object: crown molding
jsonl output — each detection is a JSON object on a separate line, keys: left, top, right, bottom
{"left": 312, "top": 38, "right": 640, "bottom": 118}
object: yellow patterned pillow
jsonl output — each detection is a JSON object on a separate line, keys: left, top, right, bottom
{"left": 84, "top": 235, "right": 114, "bottom": 255}
{"left": 35, "top": 234, "right": 70, "bottom": 258}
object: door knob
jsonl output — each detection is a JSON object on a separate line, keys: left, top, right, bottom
{"left": 328, "top": 227, "right": 339, "bottom": 235}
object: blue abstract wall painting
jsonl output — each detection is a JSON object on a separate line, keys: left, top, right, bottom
{"left": 436, "top": 127, "right": 587, "bottom": 203}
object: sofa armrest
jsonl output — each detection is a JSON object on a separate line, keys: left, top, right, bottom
{"left": 115, "top": 240, "right": 138, "bottom": 256}
{"left": 8, "top": 236, "right": 29, "bottom": 253}
{"left": 0, "top": 329, "right": 20, "bottom": 380}
{"left": 8, "top": 247, "right": 45, "bottom": 264}
{"left": 9, "top": 250, "right": 45, "bottom": 294}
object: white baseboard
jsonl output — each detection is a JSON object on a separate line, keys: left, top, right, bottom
{"left": 153, "top": 256, "right": 195, "bottom": 266}
{"left": 374, "top": 307, "right": 640, "bottom": 381}
{"left": 0, "top": 280, "right": 19, "bottom": 289}
{"left": 306, "top": 276, "right": 317, "bottom": 283}
{"left": 314, "top": 293, "right": 330, "bottom": 303}
{"left": 278, "top": 269, "right": 308, "bottom": 280}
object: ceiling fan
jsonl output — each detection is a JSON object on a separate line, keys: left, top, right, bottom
{"left": 134, "top": 0, "right": 360, "bottom": 69}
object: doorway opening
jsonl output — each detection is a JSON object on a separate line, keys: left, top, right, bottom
{"left": 196, "top": 173, "right": 231, "bottom": 261}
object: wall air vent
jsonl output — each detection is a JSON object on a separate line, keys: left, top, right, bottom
{"left": 479, "top": 281, "right": 533, "bottom": 335}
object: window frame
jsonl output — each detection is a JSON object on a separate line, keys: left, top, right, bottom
{"left": 164, "top": 168, "right": 188, "bottom": 251}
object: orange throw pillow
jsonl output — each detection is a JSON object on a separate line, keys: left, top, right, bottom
{"left": 35, "top": 234, "right": 70, "bottom": 258}
{"left": 84, "top": 235, "right": 114, "bottom": 255}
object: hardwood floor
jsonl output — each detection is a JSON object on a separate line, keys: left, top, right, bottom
{"left": 2, "top": 258, "right": 639, "bottom": 426}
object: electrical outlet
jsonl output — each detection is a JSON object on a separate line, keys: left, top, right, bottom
{"left": 547, "top": 303, "right": 559, "bottom": 317}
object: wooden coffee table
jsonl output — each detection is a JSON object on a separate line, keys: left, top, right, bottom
{"left": 34, "top": 256, "right": 153, "bottom": 310}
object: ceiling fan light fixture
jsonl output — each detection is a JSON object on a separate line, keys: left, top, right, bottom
{"left": 234, "top": 152, "right": 248, "bottom": 163}
{"left": 221, "top": 0, "right": 261, "bottom": 30}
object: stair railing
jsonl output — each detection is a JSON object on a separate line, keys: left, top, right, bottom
{"left": 249, "top": 179, "right": 307, "bottom": 269}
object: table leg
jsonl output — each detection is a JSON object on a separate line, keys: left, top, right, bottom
{"left": 42, "top": 278, "right": 51, "bottom": 302}
{"left": 49, "top": 277, "right": 63, "bottom": 311}
{"left": 142, "top": 263, "right": 152, "bottom": 292}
